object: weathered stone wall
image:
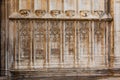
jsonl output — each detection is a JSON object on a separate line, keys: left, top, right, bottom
{"left": 8, "top": 0, "right": 112, "bottom": 70}
{"left": 2, "top": 0, "right": 120, "bottom": 80}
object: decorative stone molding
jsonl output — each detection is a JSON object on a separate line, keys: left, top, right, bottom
{"left": 65, "top": 10, "right": 75, "bottom": 17}
{"left": 19, "top": 9, "right": 30, "bottom": 16}
{"left": 94, "top": 10, "right": 105, "bottom": 18}
{"left": 35, "top": 10, "right": 46, "bottom": 17}
{"left": 80, "top": 10, "right": 90, "bottom": 17}
{"left": 50, "top": 10, "right": 62, "bottom": 17}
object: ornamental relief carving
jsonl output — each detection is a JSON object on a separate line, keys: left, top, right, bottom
{"left": 77, "top": 21, "right": 91, "bottom": 67}
{"left": 34, "top": 21, "right": 46, "bottom": 60}
{"left": 79, "top": 21, "right": 89, "bottom": 40}
{"left": 94, "top": 22, "right": 104, "bottom": 42}
{"left": 19, "top": 9, "right": 30, "bottom": 17}
{"left": 11, "top": 20, "right": 109, "bottom": 68}
{"left": 65, "top": 21, "right": 75, "bottom": 54}
{"left": 18, "top": 20, "right": 31, "bottom": 64}
{"left": 49, "top": 21, "right": 61, "bottom": 56}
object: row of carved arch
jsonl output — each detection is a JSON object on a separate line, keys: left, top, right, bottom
{"left": 13, "top": 20, "right": 106, "bottom": 63}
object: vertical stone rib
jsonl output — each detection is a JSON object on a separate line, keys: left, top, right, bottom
{"left": 48, "top": 21, "right": 50, "bottom": 66}
{"left": 63, "top": 21, "right": 65, "bottom": 64}
{"left": 74, "top": 21, "right": 77, "bottom": 67}
{"left": 32, "top": 21, "right": 35, "bottom": 67}
{"left": 18, "top": 21, "right": 20, "bottom": 69}
{"left": 30, "top": 21, "right": 33, "bottom": 68}
{"left": 92, "top": 21, "right": 95, "bottom": 67}
{"left": 105, "top": 21, "right": 109, "bottom": 67}
{"left": 76, "top": 0, "right": 78, "bottom": 13}
{"left": 60, "top": 21, "right": 63, "bottom": 67}
{"left": 13, "top": 21, "right": 17, "bottom": 69}
{"left": 33, "top": 21, "right": 35, "bottom": 67}
{"left": 10, "top": 0, "right": 15, "bottom": 13}
{"left": 31, "top": 0, "right": 34, "bottom": 12}
{"left": 62, "top": 0, "right": 64, "bottom": 13}
{"left": 45, "top": 21, "right": 48, "bottom": 67}
{"left": 91, "top": 0, "right": 93, "bottom": 13}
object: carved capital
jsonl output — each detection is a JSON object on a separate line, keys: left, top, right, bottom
{"left": 50, "top": 10, "right": 61, "bottom": 17}
{"left": 65, "top": 10, "right": 75, "bottom": 17}
{"left": 80, "top": 10, "right": 90, "bottom": 17}
{"left": 35, "top": 10, "right": 46, "bottom": 17}
{"left": 94, "top": 10, "right": 104, "bottom": 17}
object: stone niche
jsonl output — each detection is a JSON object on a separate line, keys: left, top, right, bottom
{"left": 6, "top": 0, "right": 116, "bottom": 80}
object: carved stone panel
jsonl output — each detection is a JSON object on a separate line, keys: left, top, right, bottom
{"left": 78, "top": 0, "right": 91, "bottom": 11}
{"left": 19, "top": 0, "right": 31, "bottom": 10}
{"left": 34, "top": 21, "right": 47, "bottom": 68}
{"left": 63, "top": 21, "right": 75, "bottom": 67}
{"left": 48, "top": 21, "right": 62, "bottom": 67}
{"left": 93, "top": 22, "right": 106, "bottom": 68}
{"left": 17, "top": 20, "right": 32, "bottom": 69}
{"left": 77, "top": 21, "right": 91, "bottom": 68}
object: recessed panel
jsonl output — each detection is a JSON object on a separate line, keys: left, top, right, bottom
{"left": 64, "top": 21, "right": 75, "bottom": 67}
{"left": 34, "top": 0, "right": 47, "bottom": 10}
{"left": 49, "top": 21, "right": 62, "bottom": 67}
{"left": 34, "top": 21, "right": 47, "bottom": 68}
{"left": 94, "top": 0, "right": 104, "bottom": 11}
{"left": 93, "top": 22, "right": 106, "bottom": 68}
{"left": 64, "top": 0, "right": 76, "bottom": 10}
{"left": 77, "top": 21, "right": 91, "bottom": 68}
{"left": 19, "top": 0, "right": 31, "bottom": 10}
{"left": 78, "top": 0, "right": 91, "bottom": 11}
{"left": 49, "top": 0, "right": 62, "bottom": 10}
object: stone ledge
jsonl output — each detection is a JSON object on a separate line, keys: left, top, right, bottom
{"left": 10, "top": 68, "right": 120, "bottom": 80}
{"left": 9, "top": 17, "right": 113, "bottom": 22}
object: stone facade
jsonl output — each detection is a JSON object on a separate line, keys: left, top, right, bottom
{"left": 1, "top": 0, "right": 120, "bottom": 80}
